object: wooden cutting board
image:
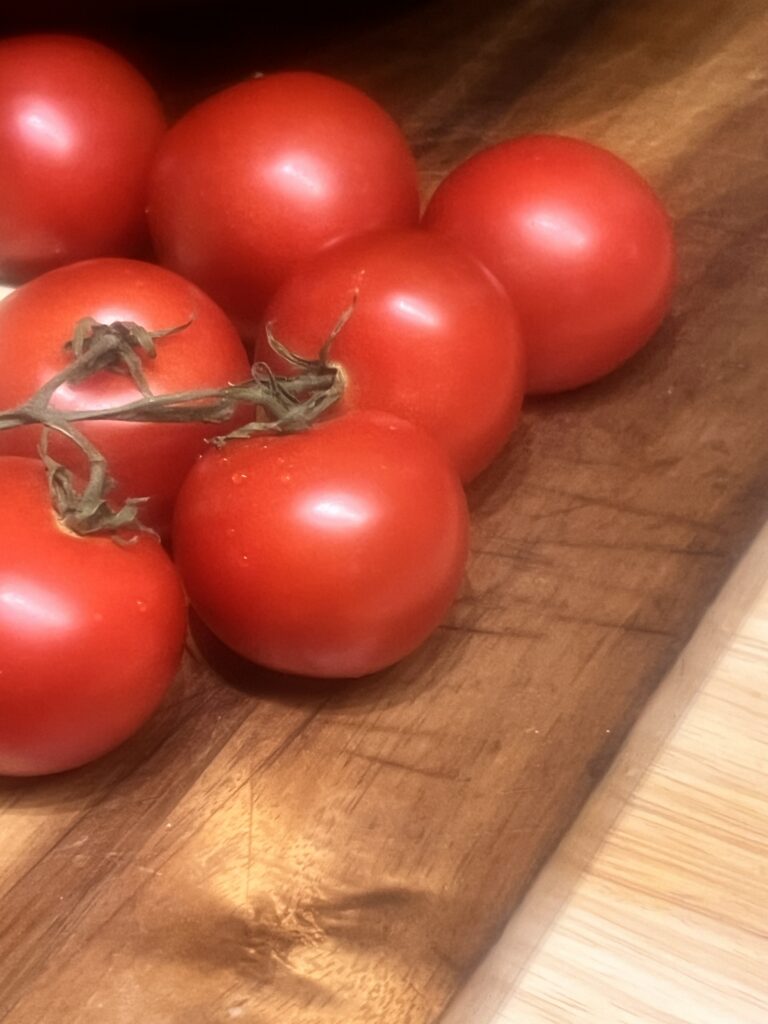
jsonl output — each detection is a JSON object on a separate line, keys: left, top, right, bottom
{"left": 440, "top": 518, "right": 768, "bottom": 1024}
{"left": 1, "top": 2, "right": 767, "bottom": 1022}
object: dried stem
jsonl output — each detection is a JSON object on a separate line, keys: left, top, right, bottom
{"left": 0, "top": 315, "right": 345, "bottom": 536}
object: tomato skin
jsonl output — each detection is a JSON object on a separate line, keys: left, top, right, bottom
{"left": 173, "top": 411, "right": 469, "bottom": 678}
{"left": 0, "top": 258, "right": 251, "bottom": 536}
{"left": 258, "top": 229, "right": 526, "bottom": 482}
{"left": 423, "top": 135, "right": 675, "bottom": 394}
{"left": 0, "top": 34, "right": 165, "bottom": 283}
{"left": 0, "top": 457, "right": 187, "bottom": 776}
{"left": 147, "top": 72, "right": 420, "bottom": 337}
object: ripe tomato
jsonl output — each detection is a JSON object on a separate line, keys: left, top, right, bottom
{"left": 423, "top": 135, "right": 675, "bottom": 393}
{"left": 0, "top": 258, "right": 251, "bottom": 535}
{"left": 0, "top": 457, "right": 187, "bottom": 776}
{"left": 147, "top": 71, "right": 420, "bottom": 338}
{"left": 0, "top": 34, "right": 165, "bottom": 283}
{"left": 173, "top": 411, "right": 469, "bottom": 678}
{"left": 258, "top": 229, "right": 526, "bottom": 482}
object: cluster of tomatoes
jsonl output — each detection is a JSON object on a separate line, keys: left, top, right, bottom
{"left": 0, "top": 34, "right": 675, "bottom": 776}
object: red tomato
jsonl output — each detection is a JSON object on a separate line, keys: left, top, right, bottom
{"left": 0, "top": 258, "right": 251, "bottom": 535}
{"left": 0, "top": 456, "right": 187, "bottom": 776}
{"left": 0, "top": 34, "right": 165, "bottom": 283}
{"left": 147, "top": 72, "right": 420, "bottom": 338}
{"left": 173, "top": 411, "right": 469, "bottom": 678}
{"left": 423, "top": 135, "right": 675, "bottom": 393}
{"left": 258, "top": 229, "right": 526, "bottom": 481}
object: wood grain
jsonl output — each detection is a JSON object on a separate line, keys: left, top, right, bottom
{"left": 443, "top": 521, "right": 768, "bottom": 1024}
{"left": 1, "top": 2, "right": 768, "bottom": 1023}
{"left": 491, "top": 536, "right": 768, "bottom": 1024}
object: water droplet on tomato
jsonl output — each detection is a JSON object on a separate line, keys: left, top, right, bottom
{"left": 136, "top": 599, "right": 148, "bottom": 613}
{"left": 231, "top": 471, "right": 248, "bottom": 484}
{"left": 240, "top": 554, "right": 249, "bottom": 564}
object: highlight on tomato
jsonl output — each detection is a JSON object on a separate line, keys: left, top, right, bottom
{"left": 147, "top": 71, "right": 420, "bottom": 339}
{"left": 0, "top": 34, "right": 166, "bottom": 283}
{"left": 0, "top": 257, "right": 251, "bottom": 536}
{"left": 172, "top": 410, "right": 469, "bottom": 679}
{"left": 423, "top": 134, "right": 675, "bottom": 394}
{"left": 258, "top": 229, "right": 526, "bottom": 482}
{"left": 0, "top": 456, "right": 187, "bottom": 776}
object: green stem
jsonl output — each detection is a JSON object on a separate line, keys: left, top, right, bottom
{"left": 0, "top": 315, "right": 345, "bottom": 536}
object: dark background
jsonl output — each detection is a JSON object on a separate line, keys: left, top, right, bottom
{"left": 0, "top": 1, "right": 428, "bottom": 111}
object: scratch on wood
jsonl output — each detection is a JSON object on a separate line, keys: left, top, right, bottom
{"left": 554, "top": 613, "right": 676, "bottom": 639}
{"left": 525, "top": 482, "right": 725, "bottom": 535}
{"left": 538, "top": 537, "right": 727, "bottom": 559}
{"left": 439, "top": 623, "right": 544, "bottom": 641}
{"left": 249, "top": 701, "right": 330, "bottom": 779}
{"left": 348, "top": 750, "right": 469, "bottom": 783}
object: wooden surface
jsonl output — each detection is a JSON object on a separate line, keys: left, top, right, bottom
{"left": 2, "top": 2, "right": 768, "bottom": 1023}
{"left": 445, "top": 522, "right": 768, "bottom": 1024}
{"left": 503, "top": 565, "right": 768, "bottom": 1023}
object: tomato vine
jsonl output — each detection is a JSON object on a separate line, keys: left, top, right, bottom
{"left": 0, "top": 310, "right": 348, "bottom": 535}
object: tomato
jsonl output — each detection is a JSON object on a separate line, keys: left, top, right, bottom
{"left": 0, "top": 258, "right": 251, "bottom": 535}
{"left": 173, "top": 411, "right": 469, "bottom": 678}
{"left": 258, "top": 229, "right": 525, "bottom": 481}
{"left": 423, "top": 135, "right": 675, "bottom": 393}
{"left": 0, "top": 34, "right": 165, "bottom": 283}
{"left": 147, "top": 71, "right": 420, "bottom": 338}
{"left": 0, "top": 456, "right": 187, "bottom": 776}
